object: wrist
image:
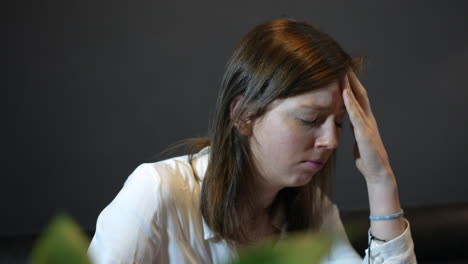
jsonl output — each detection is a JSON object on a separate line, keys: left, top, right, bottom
{"left": 369, "top": 209, "right": 404, "bottom": 220}
{"left": 367, "top": 177, "right": 401, "bottom": 217}
{"left": 365, "top": 167, "right": 396, "bottom": 186}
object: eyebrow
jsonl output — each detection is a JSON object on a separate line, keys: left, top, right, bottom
{"left": 299, "top": 104, "right": 346, "bottom": 112}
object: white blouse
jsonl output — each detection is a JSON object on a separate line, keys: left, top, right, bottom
{"left": 88, "top": 147, "right": 416, "bottom": 264}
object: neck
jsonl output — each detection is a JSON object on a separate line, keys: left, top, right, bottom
{"left": 249, "top": 173, "right": 282, "bottom": 213}
{"left": 238, "top": 176, "right": 283, "bottom": 245}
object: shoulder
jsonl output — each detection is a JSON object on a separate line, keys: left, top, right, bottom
{"left": 88, "top": 149, "right": 210, "bottom": 263}
{"left": 130, "top": 147, "right": 210, "bottom": 203}
{"left": 125, "top": 150, "right": 209, "bottom": 205}
{"left": 94, "top": 149, "right": 209, "bottom": 223}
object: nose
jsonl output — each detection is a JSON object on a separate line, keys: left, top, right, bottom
{"left": 315, "top": 121, "right": 339, "bottom": 149}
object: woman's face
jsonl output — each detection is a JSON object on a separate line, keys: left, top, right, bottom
{"left": 249, "top": 80, "right": 345, "bottom": 190}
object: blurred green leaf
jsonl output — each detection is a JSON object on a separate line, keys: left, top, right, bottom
{"left": 231, "top": 232, "right": 334, "bottom": 264}
{"left": 29, "top": 212, "right": 91, "bottom": 264}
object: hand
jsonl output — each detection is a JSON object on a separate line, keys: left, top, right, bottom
{"left": 342, "top": 71, "right": 394, "bottom": 184}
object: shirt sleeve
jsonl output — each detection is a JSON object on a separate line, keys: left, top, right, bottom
{"left": 364, "top": 219, "right": 417, "bottom": 264}
{"left": 320, "top": 203, "right": 417, "bottom": 264}
{"left": 87, "top": 164, "right": 163, "bottom": 264}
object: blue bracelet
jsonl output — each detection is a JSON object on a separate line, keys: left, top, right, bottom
{"left": 369, "top": 209, "right": 404, "bottom": 221}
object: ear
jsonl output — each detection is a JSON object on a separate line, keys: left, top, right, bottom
{"left": 230, "top": 96, "right": 253, "bottom": 136}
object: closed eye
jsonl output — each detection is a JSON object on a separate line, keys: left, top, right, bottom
{"left": 299, "top": 118, "right": 318, "bottom": 126}
{"left": 300, "top": 118, "right": 343, "bottom": 128}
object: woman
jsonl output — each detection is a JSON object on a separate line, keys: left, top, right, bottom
{"left": 88, "top": 18, "right": 417, "bottom": 263}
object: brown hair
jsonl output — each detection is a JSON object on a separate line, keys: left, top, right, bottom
{"left": 187, "top": 18, "right": 362, "bottom": 244}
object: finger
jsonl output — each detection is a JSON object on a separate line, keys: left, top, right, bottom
{"left": 353, "top": 140, "right": 361, "bottom": 160}
{"left": 347, "top": 71, "right": 372, "bottom": 115}
{"left": 343, "top": 82, "right": 366, "bottom": 127}
{"left": 348, "top": 122, "right": 361, "bottom": 160}
{"left": 344, "top": 87, "right": 366, "bottom": 143}
{"left": 344, "top": 87, "right": 368, "bottom": 164}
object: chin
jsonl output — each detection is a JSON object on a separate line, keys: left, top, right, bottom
{"left": 289, "top": 172, "right": 315, "bottom": 187}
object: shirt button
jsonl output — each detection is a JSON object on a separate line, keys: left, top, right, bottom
{"left": 374, "top": 256, "right": 384, "bottom": 264}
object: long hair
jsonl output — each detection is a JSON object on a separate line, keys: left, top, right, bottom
{"left": 188, "top": 18, "right": 362, "bottom": 244}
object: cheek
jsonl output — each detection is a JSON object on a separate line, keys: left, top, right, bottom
{"left": 253, "top": 118, "right": 292, "bottom": 156}
{"left": 285, "top": 119, "right": 319, "bottom": 143}
{"left": 268, "top": 121, "right": 314, "bottom": 156}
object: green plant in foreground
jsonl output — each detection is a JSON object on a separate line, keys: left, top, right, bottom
{"left": 231, "top": 232, "right": 334, "bottom": 264}
{"left": 29, "top": 213, "right": 91, "bottom": 264}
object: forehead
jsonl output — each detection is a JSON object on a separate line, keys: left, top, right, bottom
{"left": 281, "top": 80, "right": 344, "bottom": 112}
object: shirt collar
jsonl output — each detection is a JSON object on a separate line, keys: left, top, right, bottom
{"left": 202, "top": 215, "right": 216, "bottom": 240}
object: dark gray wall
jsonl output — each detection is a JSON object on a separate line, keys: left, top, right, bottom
{"left": 4, "top": 0, "right": 468, "bottom": 236}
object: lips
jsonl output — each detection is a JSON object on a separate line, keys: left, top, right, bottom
{"left": 303, "top": 160, "right": 324, "bottom": 170}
